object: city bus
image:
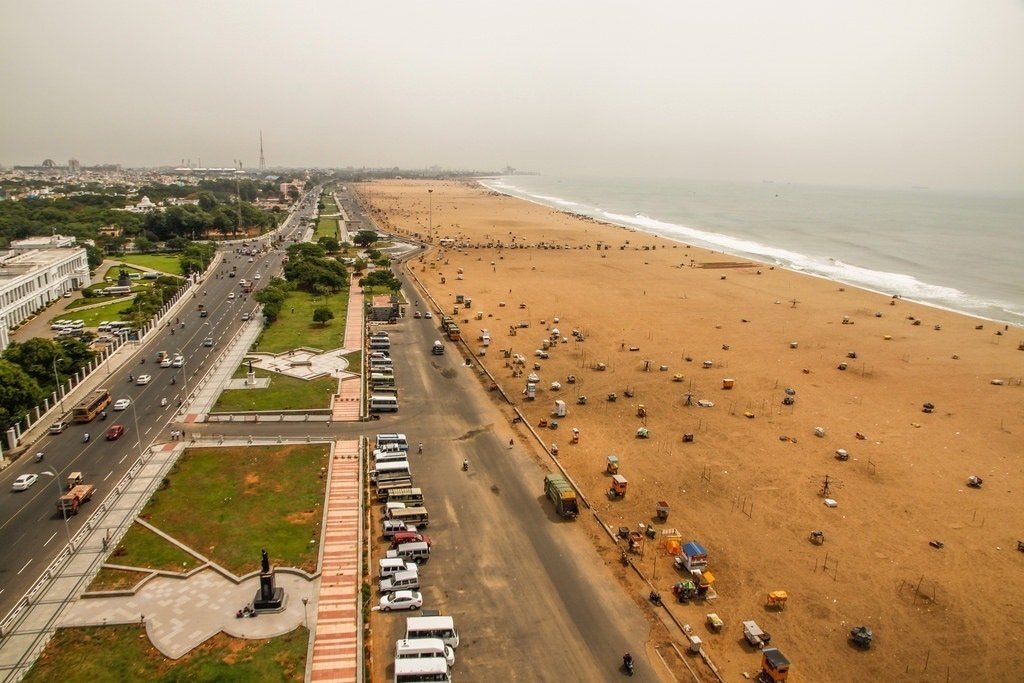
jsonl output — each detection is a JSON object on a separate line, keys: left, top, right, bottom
{"left": 73, "top": 388, "right": 112, "bottom": 423}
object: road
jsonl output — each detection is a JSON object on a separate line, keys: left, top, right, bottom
{"left": 0, "top": 192, "right": 319, "bottom": 620}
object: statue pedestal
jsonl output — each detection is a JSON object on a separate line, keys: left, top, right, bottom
{"left": 246, "top": 370, "right": 256, "bottom": 386}
{"left": 253, "top": 569, "right": 285, "bottom": 612}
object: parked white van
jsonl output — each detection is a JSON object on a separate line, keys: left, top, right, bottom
{"left": 370, "top": 394, "right": 399, "bottom": 413}
{"left": 386, "top": 487, "right": 424, "bottom": 506}
{"left": 370, "top": 461, "right": 411, "bottom": 483}
{"left": 376, "top": 434, "right": 409, "bottom": 451}
{"left": 405, "top": 615, "right": 460, "bottom": 648}
{"left": 388, "top": 507, "right": 429, "bottom": 528}
{"left": 394, "top": 657, "right": 450, "bottom": 683}
{"left": 379, "top": 558, "right": 418, "bottom": 580}
{"left": 395, "top": 638, "right": 455, "bottom": 668}
{"left": 391, "top": 541, "right": 431, "bottom": 563}
{"left": 374, "top": 451, "right": 409, "bottom": 466}
{"left": 380, "top": 569, "right": 420, "bottom": 593}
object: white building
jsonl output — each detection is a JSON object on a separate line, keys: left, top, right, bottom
{"left": 0, "top": 238, "right": 90, "bottom": 351}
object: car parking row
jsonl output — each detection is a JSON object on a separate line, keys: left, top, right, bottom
{"left": 371, "top": 433, "right": 459, "bottom": 682}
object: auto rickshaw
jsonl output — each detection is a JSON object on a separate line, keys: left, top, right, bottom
{"left": 67, "top": 471, "right": 83, "bottom": 490}
{"left": 606, "top": 455, "right": 619, "bottom": 474}
{"left": 609, "top": 474, "right": 628, "bottom": 498}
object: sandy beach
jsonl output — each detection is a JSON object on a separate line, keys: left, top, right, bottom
{"left": 359, "top": 179, "right": 1024, "bottom": 682}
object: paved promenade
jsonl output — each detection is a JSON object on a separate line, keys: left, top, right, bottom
{"left": 331, "top": 277, "right": 365, "bottom": 422}
{"left": 310, "top": 439, "right": 361, "bottom": 681}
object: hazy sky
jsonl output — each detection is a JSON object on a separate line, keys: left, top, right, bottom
{"left": 2, "top": 1, "right": 1022, "bottom": 190}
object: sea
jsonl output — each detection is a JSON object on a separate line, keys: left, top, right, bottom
{"left": 480, "top": 176, "right": 1024, "bottom": 327}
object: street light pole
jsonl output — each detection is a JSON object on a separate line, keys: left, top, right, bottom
{"left": 52, "top": 357, "right": 65, "bottom": 412}
{"left": 427, "top": 189, "right": 433, "bottom": 243}
{"left": 40, "top": 470, "right": 73, "bottom": 549}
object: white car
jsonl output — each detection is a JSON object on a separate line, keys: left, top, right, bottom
{"left": 12, "top": 474, "right": 38, "bottom": 491}
{"left": 172, "top": 356, "right": 184, "bottom": 368}
{"left": 228, "top": 292, "right": 235, "bottom": 300}
{"left": 136, "top": 374, "right": 152, "bottom": 385}
{"left": 254, "top": 273, "right": 261, "bottom": 280}
{"left": 113, "top": 398, "right": 131, "bottom": 411}
{"left": 160, "top": 358, "right": 173, "bottom": 368}
{"left": 378, "top": 590, "right": 422, "bottom": 612}
{"left": 424, "top": 311, "right": 433, "bottom": 319}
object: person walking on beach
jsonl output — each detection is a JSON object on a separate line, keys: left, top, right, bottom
{"left": 417, "top": 442, "right": 424, "bottom": 454}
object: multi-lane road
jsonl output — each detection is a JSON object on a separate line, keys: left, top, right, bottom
{"left": 0, "top": 192, "right": 318, "bottom": 620}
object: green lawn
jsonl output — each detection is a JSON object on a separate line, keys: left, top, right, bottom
{"left": 115, "top": 253, "right": 184, "bottom": 275}
{"left": 139, "top": 444, "right": 328, "bottom": 574}
{"left": 24, "top": 624, "right": 307, "bottom": 683}
{"left": 89, "top": 523, "right": 203, "bottom": 591}
{"left": 54, "top": 299, "right": 135, "bottom": 326}
{"left": 315, "top": 217, "right": 338, "bottom": 240}
{"left": 213, "top": 365, "right": 336, "bottom": 412}
{"left": 255, "top": 290, "right": 349, "bottom": 353}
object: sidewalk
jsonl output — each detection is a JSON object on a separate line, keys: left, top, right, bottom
{"left": 330, "top": 276, "right": 365, "bottom": 422}
{"left": 178, "top": 315, "right": 264, "bottom": 423}
{"left": 309, "top": 439, "right": 361, "bottom": 681}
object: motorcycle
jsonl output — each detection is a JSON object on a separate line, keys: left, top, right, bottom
{"left": 128, "top": 374, "right": 134, "bottom": 383}
{"left": 170, "top": 377, "right": 176, "bottom": 385}
{"left": 34, "top": 451, "right": 44, "bottom": 463}
{"left": 140, "top": 358, "right": 145, "bottom": 364}
{"left": 160, "top": 398, "right": 168, "bottom": 407}
{"left": 462, "top": 459, "right": 469, "bottom": 472}
{"left": 100, "top": 411, "right": 107, "bottom": 421}
{"left": 83, "top": 433, "right": 90, "bottom": 443}
{"left": 623, "top": 654, "right": 635, "bottom": 676}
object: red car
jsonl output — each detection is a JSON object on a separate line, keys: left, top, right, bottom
{"left": 390, "top": 531, "right": 431, "bottom": 549}
{"left": 105, "top": 424, "right": 126, "bottom": 440}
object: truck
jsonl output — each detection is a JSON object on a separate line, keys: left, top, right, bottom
{"left": 446, "top": 324, "right": 461, "bottom": 341}
{"left": 544, "top": 474, "right": 579, "bottom": 519}
{"left": 57, "top": 483, "right": 96, "bottom": 515}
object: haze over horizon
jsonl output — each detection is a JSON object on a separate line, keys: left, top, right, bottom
{"left": 2, "top": 1, "right": 1022, "bottom": 192}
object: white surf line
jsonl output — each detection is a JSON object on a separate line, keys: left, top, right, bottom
{"left": 103, "top": 471, "right": 113, "bottom": 481}
{"left": 43, "top": 531, "right": 58, "bottom": 547}
{"left": 17, "top": 559, "right": 32, "bottom": 575}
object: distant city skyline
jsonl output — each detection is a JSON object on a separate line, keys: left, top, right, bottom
{"left": 2, "top": 1, "right": 1022, "bottom": 192}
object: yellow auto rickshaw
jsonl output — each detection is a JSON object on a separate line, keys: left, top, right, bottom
{"left": 606, "top": 454, "right": 619, "bottom": 474}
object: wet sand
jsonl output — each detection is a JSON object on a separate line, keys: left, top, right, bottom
{"left": 359, "top": 179, "right": 1024, "bottom": 682}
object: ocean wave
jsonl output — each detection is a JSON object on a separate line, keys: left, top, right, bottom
{"left": 478, "top": 178, "right": 1024, "bottom": 324}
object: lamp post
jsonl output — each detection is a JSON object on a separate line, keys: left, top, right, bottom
{"left": 302, "top": 596, "right": 309, "bottom": 628}
{"left": 427, "top": 189, "right": 433, "bottom": 243}
{"left": 52, "top": 357, "right": 66, "bottom": 412}
{"left": 39, "top": 469, "right": 74, "bottom": 548}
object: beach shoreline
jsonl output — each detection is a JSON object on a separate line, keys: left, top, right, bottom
{"left": 360, "top": 178, "right": 1024, "bottom": 682}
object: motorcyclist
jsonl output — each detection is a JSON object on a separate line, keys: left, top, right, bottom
{"left": 623, "top": 653, "right": 634, "bottom": 674}
{"left": 84, "top": 433, "right": 90, "bottom": 442}
{"left": 129, "top": 373, "right": 134, "bottom": 382}
{"left": 462, "top": 458, "right": 469, "bottom": 471}
{"left": 100, "top": 410, "right": 107, "bottom": 420}
{"left": 171, "top": 377, "right": 176, "bottom": 385}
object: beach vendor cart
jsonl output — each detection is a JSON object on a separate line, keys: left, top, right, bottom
{"left": 606, "top": 454, "right": 620, "bottom": 474}
{"left": 706, "top": 613, "right": 724, "bottom": 632}
{"left": 609, "top": 474, "right": 628, "bottom": 499}
{"left": 656, "top": 500, "right": 670, "bottom": 521}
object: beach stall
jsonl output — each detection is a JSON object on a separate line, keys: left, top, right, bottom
{"left": 677, "top": 541, "right": 709, "bottom": 572}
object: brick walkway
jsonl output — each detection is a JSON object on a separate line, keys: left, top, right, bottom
{"left": 309, "top": 439, "right": 361, "bottom": 681}
{"left": 330, "top": 277, "right": 364, "bottom": 422}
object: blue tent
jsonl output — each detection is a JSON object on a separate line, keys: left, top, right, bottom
{"left": 683, "top": 541, "right": 707, "bottom": 559}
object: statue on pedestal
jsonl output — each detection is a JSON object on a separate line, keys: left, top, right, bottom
{"left": 252, "top": 547, "right": 285, "bottom": 612}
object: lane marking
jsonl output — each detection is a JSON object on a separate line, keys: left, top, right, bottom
{"left": 17, "top": 559, "right": 32, "bottom": 575}
{"left": 103, "top": 471, "right": 113, "bottom": 481}
{"left": 119, "top": 454, "right": 128, "bottom": 464}
{"left": 43, "top": 532, "right": 58, "bottom": 547}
